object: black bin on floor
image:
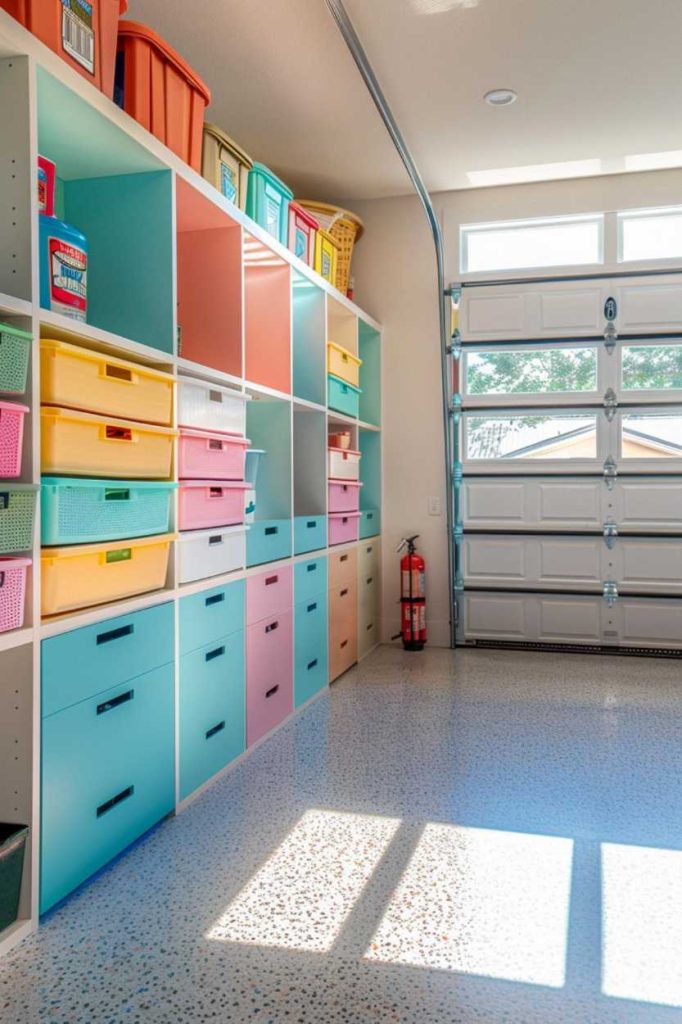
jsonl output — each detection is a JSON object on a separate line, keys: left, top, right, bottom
{"left": 0, "top": 824, "right": 28, "bottom": 932}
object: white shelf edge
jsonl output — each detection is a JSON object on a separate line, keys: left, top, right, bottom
{"left": 39, "top": 310, "right": 174, "bottom": 368}
{"left": 176, "top": 358, "right": 244, "bottom": 391}
{"left": 39, "top": 588, "right": 176, "bottom": 640}
{"left": 245, "top": 380, "right": 292, "bottom": 402}
{"left": 357, "top": 420, "right": 381, "bottom": 432}
{"left": 293, "top": 397, "right": 327, "bottom": 414}
{"left": 0, "top": 626, "right": 34, "bottom": 653}
{"left": 0, "top": 918, "right": 35, "bottom": 958}
{"left": 0, "top": 292, "right": 32, "bottom": 318}
{"left": 327, "top": 410, "right": 357, "bottom": 426}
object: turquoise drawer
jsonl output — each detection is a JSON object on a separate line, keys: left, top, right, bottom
{"left": 246, "top": 518, "right": 292, "bottom": 567}
{"left": 179, "top": 580, "right": 245, "bottom": 656}
{"left": 328, "top": 374, "right": 360, "bottom": 418}
{"left": 179, "top": 631, "right": 245, "bottom": 802}
{"left": 294, "top": 555, "right": 328, "bottom": 606}
{"left": 42, "top": 603, "right": 174, "bottom": 717}
{"left": 294, "top": 515, "right": 327, "bottom": 555}
{"left": 294, "top": 594, "right": 329, "bottom": 707}
{"left": 41, "top": 663, "right": 175, "bottom": 913}
{"left": 360, "top": 508, "right": 381, "bottom": 539}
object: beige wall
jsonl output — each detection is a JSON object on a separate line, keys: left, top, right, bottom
{"left": 349, "top": 167, "right": 682, "bottom": 647}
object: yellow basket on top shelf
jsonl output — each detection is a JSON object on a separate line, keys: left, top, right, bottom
{"left": 298, "top": 201, "right": 364, "bottom": 296}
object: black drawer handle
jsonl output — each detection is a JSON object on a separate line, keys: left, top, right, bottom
{"left": 205, "top": 592, "right": 225, "bottom": 606}
{"left": 0, "top": 571, "right": 5, "bottom": 588}
{"left": 307, "top": 520, "right": 316, "bottom": 528}
{"left": 208, "top": 534, "right": 223, "bottom": 546}
{"left": 307, "top": 658, "right": 318, "bottom": 671}
{"left": 306, "top": 563, "right": 317, "bottom": 573}
{"left": 97, "top": 785, "right": 134, "bottom": 818}
{"left": 265, "top": 526, "right": 278, "bottom": 536}
{"left": 206, "top": 645, "right": 225, "bottom": 662}
{"left": 206, "top": 721, "right": 226, "bottom": 740}
{"left": 265, "top": 620, "right": 279, "bottom": 634}
{"left": 366, "top": 546, "right": 373, "bottom": 554}
{"left": 366, "top": 623, "right": 374, "bottom": 631}
{"left": 340, "top": 554, "right": 348, "bottom": 562}
{"left": 209, "top": 390, "right": 224, "bottom": 404}
{"left": 340, "top": 588, "right": 348, "bottom": 597}
{"left": 97, "top": 689, "right": 134, "bottom": 716}
{"left": 96, "top": 623, "right": 133, "bottom": 646}
{"left": 307, "top": 601, "right": 317, "bottom": 613}
{"left": 265, "top": 684, "right": 279, "bottom": 699}
{"left": 104, "top": 488, "right": 130, "bottom": 502}
{"left": 208, "top": 438, "right": 224, "bottom": 450}
{"left": 209, "top": 487, "right": 224, "bottom": 498}
{"left": 366, "top": 577, "right": 373, "bottom": 585}
{"left": 366, "top": 513, "right": 374, "bottom": 520}
{"left": 340, "top": 639, "right": 348, "bottom": 649}
{"left": 265, "top": 574, "right": 279, "bottom": 586}
{"left": 0, "top": 491, "right": 9, "bottom": 510}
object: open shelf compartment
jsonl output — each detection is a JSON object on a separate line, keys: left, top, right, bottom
{"left": 294, "top": 407, "right": 327, "bottom": 554}
{"left": 292, "top": 272, "right": 326, "bottom": 406}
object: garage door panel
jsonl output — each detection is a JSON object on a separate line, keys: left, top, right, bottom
{"left": 538, "top": 597, "right": 603, "bottom": 642}
{"left": 617, "top": 539, "right": 682, "bottom": 594}
{"left": 539, "top": 538, "right": 602, "bottom": 583}
{"left": 465, "top": 593, "right": 527, "bottom": 639}
{"left": 538, "top": 287, "right": 605, "bottom": 336}
{"left": 620, "top": 600, "right": 682, "bottom": 647}
{"left": 461, "top": 477, "right": 603, "bottom": 531}
{"left": 615, "top": 478, "right": 682, "bottom": 533}
{"left": 463, "top": 537, "right": 527, "bottom": 582}
{"left": 613, "top": 276, "right": 682, "bottom": 335}
{"left": 462, "top": 536, "right": 603, "bottom": 590}
{"left": 463, "top": 480, "right": 526, "bottom": 526}
{"left": 463, "top": 292, "right": 526, "bottom": 340}
{"left": 459, "top": 282, "right": 607, "bottom": 342}
{"left": 539, "top": 481, "right": 601, "bottom": 525}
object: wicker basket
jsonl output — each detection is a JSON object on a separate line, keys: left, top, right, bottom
{"left": 297, "top": 201, "right": 363, "bottom": 295}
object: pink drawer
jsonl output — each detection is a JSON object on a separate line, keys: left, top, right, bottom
{"left": 329, "top": 512, "right": 361, "bottom": 546}
{"left": 178, "top": 480, "right": 249, "bottom": 530}
{"left": 328, "top": 479, "right": 362, "bottom": 514}
{"left": 246, "top": 612, "right": 293, "bottom": 746}
{"left": 178, "top": 428, "right": 250, "bottom": 480}
{"left": 246, "top": 564, "right": 292, "bottom": 626}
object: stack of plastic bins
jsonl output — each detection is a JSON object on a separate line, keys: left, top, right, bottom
{"left": 294, "top": 556, "right": 328, "bottom": 707}
{"left": 39, "top": 340, "right": 176, "bottom": 617}
{"left": 328, "top": 442, "right": 361, "bottom": 546}
{"left": 0, "top": 323, "right": 34, "bottom": 634}
{"left": 177, "top": 377, "right": 251, "bottom": 585}
{"left": 178, "top": 579, "right": 246, "bottom": 801}
{"left": 328, "top": 547, "right": 357, "bottom": 682}
{"left": 245, "top": 565, "right": 293, "bottom": 746}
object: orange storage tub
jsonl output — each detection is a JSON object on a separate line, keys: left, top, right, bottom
{"left": 1, "top": 0, "right": 126, "bottom": 98}
{"left": 116, "top": 20, "right": 211, "bottom": 171}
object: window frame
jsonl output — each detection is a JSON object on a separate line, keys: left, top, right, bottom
{"left": 617, "top": 205, "right": 682, "bottom": 265}
{"left": 460, "top": 213, "right": 606, "bottom": 277}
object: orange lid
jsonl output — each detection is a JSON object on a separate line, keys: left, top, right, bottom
{"left": 119, "top": 0, "right": 128, "bottom": 13}
{"left": 118, "top": 20, "right": 211, "bottom": 105}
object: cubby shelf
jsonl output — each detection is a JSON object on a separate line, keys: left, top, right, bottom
{"left": 0, "top": 5, "right": 382, "bottom": 951}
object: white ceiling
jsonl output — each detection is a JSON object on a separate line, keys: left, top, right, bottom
{"left": 126, "top": 0, "right": 682, "bottom": 202}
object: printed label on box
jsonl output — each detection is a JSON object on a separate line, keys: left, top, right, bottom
{"left": 295, "top": 227, "right": 307, "bottom": 260}
{"left": 48, "top": 236, "right": 87, "bottom": 321}
{"left": 220, "top": 161, "right": 238, "bottom": 203}
{"left": 61, "top": 0, "right": 95, "bottom": 75}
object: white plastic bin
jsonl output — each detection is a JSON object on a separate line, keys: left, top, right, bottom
{"left": 178, "top": 378, "right": 250, "bottom": 436}
{"left": 177, "top": 525, "right": 247, "bottom": 584}
{"left": 328, "top": 447, "right": 361, "bottom": 481}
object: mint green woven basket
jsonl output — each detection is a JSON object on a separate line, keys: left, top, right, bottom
{"left": 0, "top": 484, "right": 37, "bottom": 553}
{"left": 0, "top": 324, "right": 31, "bottom": 396}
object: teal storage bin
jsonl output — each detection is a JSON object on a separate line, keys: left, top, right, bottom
{"left": 0, "top": 484, "right": 37, "bottom": 553}
{"left": 294, "top": 592, "right": 328, "bottom": 707}
{"left": 360, "top": 508, "right": 381, "bottom": 538}
{"left": 41, "top": 662, "right": 175, "bottom": 913}
{"left": 179, "top": 631, "right": 245, "bottom": 801}
{"left": 42, "top": 603, "right": 174, "bottom": 718}
{"left": 246, "top": 518, "right": 292, "bottom": 567}
{"left": 41, "top": 478, "right": 176, "bottom": 546}
{"left": 245, "top": 163, "right": 293, "bottom": 245}
{"left": 294, "top": 555, "right": 328, "bottom": 606}
{"left": 294, "top": 515, "right": 327, "bottom": 555}
{"left": 0, "top": 824, "right": 28, "bottom": 933}
{"left": 328, "top": 374, "right": 361, "bottom": 418}
{"left": 0, "top": 323, "right": 31, "bottom": 395}
{"left": 180, "top": 580, "right": 245, "bottom": 657}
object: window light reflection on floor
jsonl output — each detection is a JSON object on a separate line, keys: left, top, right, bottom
{"left": 365, "top": 823, "right": 574, "bottom": 987}
{"left": 206, "top": 809, "right": 400, "bottom": 952}
{"left": 602, "top": 843, "right": 682, "bottom": 1008}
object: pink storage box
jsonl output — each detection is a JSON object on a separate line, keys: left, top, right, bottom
{"left": 246, "top": 564, "right": 292, "bottom": 626}
{"left": 0, "top": 556, "right": 31, "bottom": 633}
{"left": 0, "top": 401, "right": 29, "bottom": 478}
{"left": 328, "top": 479, "right": 363, "bottom": 513}
{"left": 246, "top": 612, "right": 293, "bottom": 747}
{"left": 178, "top": 428, "right": 251, "bottom": 480}
{"left": 178, "top": 480, "right": 249, "bottom": 531}
{"left": 329, "top": 511, "right": 361, "bottom": 546}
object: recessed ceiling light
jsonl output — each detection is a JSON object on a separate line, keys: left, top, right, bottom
{"left": 484, "top": 89, "right": 517, "bottom": 107}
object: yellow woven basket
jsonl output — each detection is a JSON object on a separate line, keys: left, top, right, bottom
{"left": 297, "top": 201, "right": 364, "bottom": 295}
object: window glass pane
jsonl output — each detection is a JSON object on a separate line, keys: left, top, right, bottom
{"left": 621, "top": 344, "right": 682, "bottom": 391}
{"left": 621, "top": 411, "right": 682, "bottom": 459}
{"left": 619, "top": 208, "right": 682, "bottom": 262}
{"left": 462, "top": 216, "right": 603, "bottom": 274}
{"left": 464, "top": 347, "right": 597, "bottom": 397}
{"left": 465, "top": 412, "right": 598, "bottom": 460}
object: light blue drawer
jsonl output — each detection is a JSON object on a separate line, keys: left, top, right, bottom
{"left": 246, "top": 518, "right": 292, "bottom": 567}
{"left": 294, "top": 595, "right": 329, "bottom": 708}
{"left": 360, "top": 508, "right": 381, "bottom": 539}
{"left": 42, "top": 603, "right": 175, "bottom": 717}
{"left": 294, "top": 515, "right": 327, "bottom": 555}
{"left": 294, "top": 555, "right": 328, "bottom": 606}
{"left": 41, "top": 663, "right": 175, "bottom": 914}
{"left": 179, "top": 631, "right": 245, "bottom": 802}
{"left": 179, "top": 580, "right": 245, "bottom": 656}
{"left": 328, "top": 374, "right": 360, "bottom": 418}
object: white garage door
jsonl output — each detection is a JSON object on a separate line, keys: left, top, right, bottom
{"left": 455, "top": 273, "right": 682, "bottom": 652}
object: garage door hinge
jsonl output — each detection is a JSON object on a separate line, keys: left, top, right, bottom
{"left": 604, "top": 328, "right": 617, "bottom": 353}
{"left": 603, "top": 519, "right": 618, "bottom": 549}
{"left": 603, "top": 456, "right": 618, "bottom": 489}
{"left": 450, "top": 394, "right": 462, "bottom": 421}
{"left": 447, "top": 337, "right": 461, "bottom": 358}
{"left": 603, "top": 388, "right": 618, "bottom": 421}
{"left": 603, "top": 581, "right": 619, "bottom": 607}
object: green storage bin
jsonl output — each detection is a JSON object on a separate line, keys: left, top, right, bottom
{"left": 0, "top": 823, "right": 28, "bottom": 932}
{"left": 0, "top": 324, "right": 31, "bottom": 396}
{"left": 0, "top": 484, "right": 37, "bottom": 553}
{"left": 328, "top": 374, "right": 361, "bottom": 418}
{"left": 245, "top": 163, "right": 293, "bottom": 245}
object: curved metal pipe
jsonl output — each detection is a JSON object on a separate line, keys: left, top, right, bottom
{"left": 324, "top": 0, "right": 456, "bottom": 647}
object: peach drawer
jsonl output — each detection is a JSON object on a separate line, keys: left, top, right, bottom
{"left": 246, "top": 612, "right": 293, "bottom": 746}
{"left": 329, "top": 629, "right": 357, "bottom": 683}
{"left": 329, "top": 578, "right": 358, "bottom": 639}
{"left": 246, "top": 564, "right": 292, "bottom": 626}
{"left": 328, "top": 546, "right": 357, "bottom": 590}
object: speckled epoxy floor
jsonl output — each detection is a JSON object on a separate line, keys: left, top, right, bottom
{"left": 3, "top": 645, "right": 682, "bottom": 1023}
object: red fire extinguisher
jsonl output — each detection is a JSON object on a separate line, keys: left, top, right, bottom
{"left": 397, "top": 535, "right": 426, "bottom": 651}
